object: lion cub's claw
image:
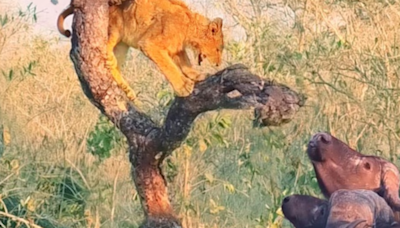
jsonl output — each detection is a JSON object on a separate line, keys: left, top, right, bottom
{"left": 192, "top": 73, "right": 207, "bottom": 82}
{"left": 106, "top": 54, "right": 117, "bottom": 69}
{"left": 119, "top": 83, "right": 137, "bottom": 101}
{"left": 182, "top": 71, "right": 207, "bottom": 82}
{"left": 132, "top": 98, "right": 143, "bottom": 109}
{"left": 125, "top": 89, "right": 137, "bottom": 101}
{"left": 123, "top": 87, "right": 142, "bottom": 109}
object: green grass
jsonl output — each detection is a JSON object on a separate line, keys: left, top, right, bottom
{"left": 0, "top": 0, "right": 400, "bottom": 227}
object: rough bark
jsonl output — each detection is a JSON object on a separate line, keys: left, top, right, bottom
{"left": 69, "top": 0, "right": 306, "bottom": 227}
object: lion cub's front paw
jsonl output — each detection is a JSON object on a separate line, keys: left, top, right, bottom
{"left": 173, "top": 78, "right": 194, "bottom": 97}
{"left": 182, "top": 69, "right": 206, "bottom": 82}
{"left": 192, "top": 73, "right": 207, "bottom": 82}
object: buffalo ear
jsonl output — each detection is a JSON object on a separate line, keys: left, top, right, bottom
{"left": 382, "top": 162, "right": 400, "bottom": 210}
{"left": 208, "top": 18, "right": 223, "bottom": 36}
{"left": 318, "top": 206, "right": 325, "bottom": 217}
{"left": 312, "top": 203, "right": 328, "bottom": 221}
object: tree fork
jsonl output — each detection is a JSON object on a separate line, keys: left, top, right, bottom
{"left": 69, "top": 0, "right": 306, "bottom": 227}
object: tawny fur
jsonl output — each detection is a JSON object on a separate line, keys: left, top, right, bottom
{"left": 282, "top": 190, "right": 399, "bottom": 228}
{"left": 307, "top": 132, "right": 400, "bottom": 216}
{"left": 57, "top": 0, "right": 224, "bottom": 101}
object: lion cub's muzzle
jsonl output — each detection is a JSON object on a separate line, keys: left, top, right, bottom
{"left": 198, "top": 54, "right": 221, "bottom": 67}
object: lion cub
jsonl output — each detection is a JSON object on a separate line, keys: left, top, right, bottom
{"left": 58, "top": 0, "right": 224, "bottom": 101}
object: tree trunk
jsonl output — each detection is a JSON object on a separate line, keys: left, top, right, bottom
{"left": 69, "top": 0, "right": 306, "bottom": 227}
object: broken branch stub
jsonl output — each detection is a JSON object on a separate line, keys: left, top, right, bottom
{"left": 69, "top": 0, "right": 305, "bottom": 227}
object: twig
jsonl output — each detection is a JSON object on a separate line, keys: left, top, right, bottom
{"left": 110, "top": 161, "right": 121, "bottom": 227}
{"left": 0, "top": 211, "right": 42, "bottom": 228}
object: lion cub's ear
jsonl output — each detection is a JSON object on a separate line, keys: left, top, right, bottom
{"left": 208, "top": 17, "right": 223, "bottom": 37}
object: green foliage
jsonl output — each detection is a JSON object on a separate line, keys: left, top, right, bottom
{"left": 2, "top": 61, "right": 37, "bottom": 81}
{"left": 0, "top": 195, "right": 61, "bottom": 228}
{"left": 156, "top": 88, "right": 175, "bottom": 110}
{"left": 34, "top": 166, "right": 88, "bottom": 226}
{"left": 56, "top": 172, "right": 88, "bottom": 216}
{"left": 0, "top": 2, "right": 36, "bottom": 38}
{"left": 0, "top": 195, "right": 27, "bottom": 228}
{"left": 0, "top": 166, "right": 84, "bottom": 228}
{"left": 87, "top": 115, "right": 124, "bottom": 161}
{"left": 187, "top": 114, "right": 232, "bottom": 149}
{"left": 0, "top": 2, "right": 37, "bottom": 28}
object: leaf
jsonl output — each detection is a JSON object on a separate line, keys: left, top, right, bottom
{"left": 8, "top": 69, "right": 14, "bottom": 81}
{"left": 223, "top": 183, "right": 235, "bottom": 193}
{"left": 204, "top": 173, "right": 214, "bottom": 184}
{"left": 26, "top": 197, "right": 36, "bottom": 212}
{"left": 337, "top": 40, "right": 343, "bottom": 48}
{"left": 10, "top": 159, "right": 19, "bottom": 171}
{"left": 209, "top": 199, "right": 225, "bottom": 214}
{"left": 293, "top": 52, "right": 302, "bottom": 60}
{"left": 218, "top": 118, "right": 231, "bottom": 129}
{"left": 0, "top": 14, "right": 9, "bottom": 26}
{"left": 183, "top": 144, "right": 192, "bottom": 157}
{"left": 212, "top": 133, "right": 226, "bottom": 145}
{"left": 2, "top": 126, "right": 10, "bottom": 146}
{"left": 198, "top": 139, "right": 208, "bottom": 153}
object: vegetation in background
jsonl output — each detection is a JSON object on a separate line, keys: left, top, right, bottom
{"left": 0, "top": 0, "right": 399, "bottom": 227}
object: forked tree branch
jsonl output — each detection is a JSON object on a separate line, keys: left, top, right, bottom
{"left": 69, "top": 0, "right": 305, "bottom": 227}
{"left": 120, "top": 63, "right": 306, "bottom": 156}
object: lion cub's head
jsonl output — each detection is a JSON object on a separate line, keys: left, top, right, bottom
{"left": 196, "top": 17, "right": 224, "bottom": 67}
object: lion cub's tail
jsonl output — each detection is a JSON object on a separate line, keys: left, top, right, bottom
{"left": 57, "top": 5, "right": 74, "bottom": 38}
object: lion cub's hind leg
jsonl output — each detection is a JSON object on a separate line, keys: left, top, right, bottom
{"left": 106, "top": 33, "right": 137, "bottom": 101}
{"left": 114, "top": 43, "right": 137, "bottom": 101}
{"left": 106, "top": 30, "right": 120, "bottom": 69}
{"left": 173, "top": 50, "right": 206, "bottom": 82}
